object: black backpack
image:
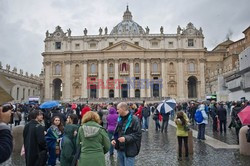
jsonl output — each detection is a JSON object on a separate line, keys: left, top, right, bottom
{"left": 246, "top": 127, "right": 250, "bottom": 143}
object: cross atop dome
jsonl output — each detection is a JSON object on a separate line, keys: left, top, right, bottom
{"left": 123, "top": 5, "right": 132, "bottom": 21}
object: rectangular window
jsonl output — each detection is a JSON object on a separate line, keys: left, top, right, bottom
{"left": 188, "top": 39, "right": 194, "bottom": 47}
{"left": 55, "top": 42, "right": 61, "bottom": 49}
{"left": 109, "top": 42, "right": 113, "bottom": 46}
{"left": 168, "top": 42, "right": 173, "bottom": 48}
{"left": 152, "top": 41, "right": 159, "bottom": 47}
{"left": 90, "top": 43, "right": 97, "bottom": 48}
{"left": 75, "top": 43, "right": 80, "bottom": 49}
{"left": 28, "top": 89, "right": 30, "bottom": 96}
{"left": 135, "top": 77, "right": 140, "bottom": 80}
{"left": 134, "top": 42, "right": 139, "bottom": 46}
{"left": 109, "top": 77, "right": 114, "bottom": 80}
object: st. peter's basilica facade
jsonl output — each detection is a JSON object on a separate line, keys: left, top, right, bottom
{"left": 42, "top": 6, "right": 205, "bottom": 102}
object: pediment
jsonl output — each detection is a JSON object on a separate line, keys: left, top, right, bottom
{"left": 102, "top": 40, "right": 145, "bottom": 52}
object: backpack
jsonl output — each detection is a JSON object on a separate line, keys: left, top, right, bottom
{"left": 195, "top": 110, "right": 204, "bottom": 123}
{"left": 142, "top": 107, "right": 150, "bottom": 117}
{"left": 246, "top": 128, "right": 250, "bottom": 143}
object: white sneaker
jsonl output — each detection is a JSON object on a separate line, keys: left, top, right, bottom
{"left": 145, "top": 129, "right": 148, "bottom": 131}
{"left": 141, "top": 129, "right": 145, "bottom": 131}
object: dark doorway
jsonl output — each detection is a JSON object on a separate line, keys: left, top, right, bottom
{"left": 188, "top": 76, "right": 197, "bottom": 98}
{"left": 90, "top": 84, "right": 97, "bottom": 98}
{"left": 153, "top": 84, "right": 160, "bottom": 97}
{"left": 121, "top": 84, "right": 128, "bottom": 98}
{"left": 53, "top": 78, "right": 62, "bottom": 100}
{"left": 109, "top": 90, "right": 114, "bottom": 98}
{"left": 135, "top": 89, "right": 140, "bottom": 98}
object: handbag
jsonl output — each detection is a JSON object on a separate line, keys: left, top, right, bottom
{"left": 184, "top": 124, "right": 190, "bottom": 132}
{"left": 55, "top": 145, "right": 60, "bottom": 155}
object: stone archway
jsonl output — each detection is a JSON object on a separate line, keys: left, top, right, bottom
{"left": 53, "top": 78, "right": 62, "bottom": 100}
{"left": 109, "top": 89, "right": 114, "bottom": 98}
{"left": 135, "top": 89, "right": 140, "bottom": 98}
{"left": 188, "top": 76, "right": 197, "bottom": 98}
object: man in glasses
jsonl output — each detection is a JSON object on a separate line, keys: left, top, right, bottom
{"left": 0, "top": 103, "right": 13, "bottom": 164}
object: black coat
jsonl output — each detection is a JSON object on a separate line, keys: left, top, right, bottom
{"left": 23, "top": 120, "right": 47, "bottom": 166}
{"left": 0, "top": 124, "right": 12, "bottom": 164}
{"left": 217, "top": 106, "right": 227, "bottom": 121}
{"left": 114, "top": 113, "right": 142, "bottom": 157}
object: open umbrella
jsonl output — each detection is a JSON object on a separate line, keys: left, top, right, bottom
{"left": 157, "top": 99, "right": 176, "bottom": 114}
{"left": 238, "top": 105, "right": 250, "bottom": 125}
{"left": 40, "top": 101, "right": 59, "bottom": 109}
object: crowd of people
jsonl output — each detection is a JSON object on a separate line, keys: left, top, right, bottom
{"left": 0, "top": 99, "right": 249, "bottom": 165}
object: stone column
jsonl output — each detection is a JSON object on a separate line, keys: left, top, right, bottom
{"left": 114, "top": 59, "right": 119, "bottom": 98}
{"left": 161, "top": 59, "right": 166, "bottom": 97}
{"left": 146, "top": 59, "right": 151, "bottom": 97}
{"left": 165, "top": 60, "right": 168, "bottom": 97}
{"left": 129, "top": 59, "right": 135, "bottom": 98}
{"left": 82, "top": 60, "right": 88, "bottom": 98}
{"left": 140, "top": 59, "right": 146, "bottom": 98}
{"left": 98, "top": 60, "right": 103, "bottom": 98}
{"left": 44, "top": 61, "right": 51, "bottom": 101}
{"left": 103, "top": 60, "right": 108, "bottom": 98}
{"left": 199, "top": 59, "right": 206, "bottom": 100}
{"left": 64, "top": 61, "right": 71, "bottom": 102}
{"left": 177, "top": 59, "right": 185, "bottom": 100}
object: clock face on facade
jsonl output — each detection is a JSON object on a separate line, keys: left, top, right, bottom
{"left": 56, "top": 32, "right": 61, "bottom": 36}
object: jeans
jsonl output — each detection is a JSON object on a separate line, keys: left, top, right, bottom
{"left": 108, "top": 131, "right": 115, "bottom": 155}
{"left": 197, "top": 124, "right": 206, "bottom": 140}
{"left": 161, "top": 116, "right": 169, "bottom": 133}
{"left": 177, "top": 136, "right": 188, "bottom": 157}
{"left": 220, "top": 120, "right": 227, "bottom": 133}
{"left": 117, "top": 151, "right": 135, "bottom": 166}
{"left": 142, "top": 117, "right": 149, "bottom": 130}
{"left": 154, "top": 119, "right": 161, "bottom": 130}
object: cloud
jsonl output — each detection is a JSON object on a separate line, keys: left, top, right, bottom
{"left": 0, "top": 0, "right": 249, "bottom": 75}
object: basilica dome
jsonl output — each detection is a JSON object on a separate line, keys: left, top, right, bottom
{"left": 110, "top": 6, "right": 145, "bottom": 35}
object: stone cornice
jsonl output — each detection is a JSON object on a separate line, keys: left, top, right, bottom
{"left": 43, "top": 61, "right": 51, "bottom": 66}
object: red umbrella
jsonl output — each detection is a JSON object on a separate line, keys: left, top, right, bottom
{"left": 238, "top": 105, "right": 250, "bottom": 125}
{"left": 71, "top": 103, "right": 77, "bottom": 109}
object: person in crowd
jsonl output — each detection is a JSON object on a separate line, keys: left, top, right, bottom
{"left": 196, "top": 104, "right": 208, "bottom": 140}
{"left": 228, "top": 102, "right": 236, "bottom": 129}
{"left": 66, "top": 114, "right": 79, "bottom": 125}
{"left": 210, "top": 102, "right": 218, "bottom": 132}
{"left": 60, "top": 124, "right": 78, "bottom": 166}
{"left": 51, "top": 108, "right": 67, "bottom": 125}
{"left": 13, "top": 108, "right": 22, "bottom": 126}
{"left": 175, "top": 111, "right": 189, "bottom": 161}
{"left": 135, "top": 104, "right": 143, "bottom": 125}
{"left": 111, "top": 102, "right": 142, "bottom": 166}
{"left": 101, "top": 106, "right": 109, "bottom": 129}
{"left": 23, "top": 109, "right": 48, "bottom": 166}
{"left": 152, "top": 108, "right": 161, "bottom": 131}
{"left": 160, "top": 110, "right": 170, "bottom": 133}
{"left": 80, "top": 105, "right": 91, "bottom": 119}
{"left": 188, "top": 103, "right": 197, "bottom": 125}
{"left": 231, "top": 101, "right": 242, "bottom": 143}
{"left": 0, "top": 103, "right": 13, "bottom": 164}
{"left": 76, "top": 111, "right": 110, "bottom": 165}
{"left": 46, "top": 116, "right": 64, "bottom": 166}
{"left": 142, "top": 104, "right": 150, "bottom": 131}
{"left": 106, "top": 107, "right": 118, "bottom": 155}
{"left": 217, "top": 102, "right": 227, "bottom": 133}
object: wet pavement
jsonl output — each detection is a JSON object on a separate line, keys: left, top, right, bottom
{"left": 7, "top": 114, "right": 250, "bottom": 166}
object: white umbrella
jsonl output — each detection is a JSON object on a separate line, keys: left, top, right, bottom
{"left": 157, "top": 99, "right": 177, "bottom": 114}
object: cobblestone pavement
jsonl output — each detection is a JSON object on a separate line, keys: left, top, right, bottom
{"left": 8, "top": 114, "right": 250, "bottom": 166}
{"left": 105, "top": 116, "right": 250, "bottom": 166}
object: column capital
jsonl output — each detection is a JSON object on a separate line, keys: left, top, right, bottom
{"left": 43, "top": 61, "right": 51, "bottom": 66}
{"left": 81, "top": 60, "right": 88, "bottom": 64}
{"left": 177, "top": 58, "right": 185, "bottom": 63}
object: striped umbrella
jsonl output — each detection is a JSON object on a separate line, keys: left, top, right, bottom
{"left": 157, "top": 99, "right": 176, "bottom": 114}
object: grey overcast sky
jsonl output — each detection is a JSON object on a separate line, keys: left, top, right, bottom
{"left": 0, "top": 0, "right": 249, "bottom": 75}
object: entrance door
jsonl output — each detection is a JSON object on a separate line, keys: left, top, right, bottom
{"left": 121, "top": 84, "right": 128, "bottom": 98}
{"left": 153, "top": 84, "right": 159, "bottom": 97}
{"left": 90, "top": 85, "right": 97, "bottom": 98}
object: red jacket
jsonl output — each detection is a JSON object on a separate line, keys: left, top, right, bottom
{"left": 81, "top": 106, "right": 91, "bottom": 118}
{"left": 135, "top": 106, "right": 143, "bottom": 119}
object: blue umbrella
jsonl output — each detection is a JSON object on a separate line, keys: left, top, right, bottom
{"left": 40, "top": 100, "right": 59, "bottom": 109}
{"left": 157, "top": 99, "right": 176, "bottom": 114}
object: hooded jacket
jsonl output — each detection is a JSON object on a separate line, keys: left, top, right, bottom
{"left": 76, "top": 121, "right": 110, "bottom": 166}
{"left": 196, "top": 104, "right": 208, "bottom": 125}
{"left": 0, "top": 123, "right": 12, "bottom": 164}
{"left": 106, "top": 107, "right": 118, "bottom": 132}
{"left": 60, "top": 124, "right": 78, "bottom": 166}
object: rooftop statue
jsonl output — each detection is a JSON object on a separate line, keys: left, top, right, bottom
{"left": 145, "top": 26, "right": 150, "bottom": 34}
{"left": 46, "top": 30, "right": 49, "bottom": 37}
{"left": 105, "top": 27, "right": 108, "bottom": 35}
{"left": 84, "top": 28, "right": 88, "bottom": 36}
{"left": 99, "top": 27, "right": 103, "bottom": 35}
{"left": 67, "top": 28, "right": 71, "bottom": 36}
{"left": 160, "top": 26, "right": 164, "bottom": 34}
{"left": 177, "top": 25, "right": 181, "bottom": 34}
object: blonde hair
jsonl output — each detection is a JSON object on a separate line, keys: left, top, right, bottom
{"left": 82, "top": 111, "right": 101, "bottom": 124}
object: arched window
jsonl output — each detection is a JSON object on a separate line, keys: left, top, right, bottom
{"left": 135, "top": 63, "right": 140, "bottom": 73}
{"left": 109, "top": 63, "right": 114, "bottom": 73}
{"left": 188, "top": 63, "right": 195, "bottom": 72}
{"left": 152, "top": 63, "right": 158, "bottom": 72}
{"left": 90, "top": 64, "right": 96, "bottom": 74}
{"left": 75, "top": 64, "right": 79, "bottom": 74}
{"left": 55, "top": 64, "right": 61, "bottom": 75}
